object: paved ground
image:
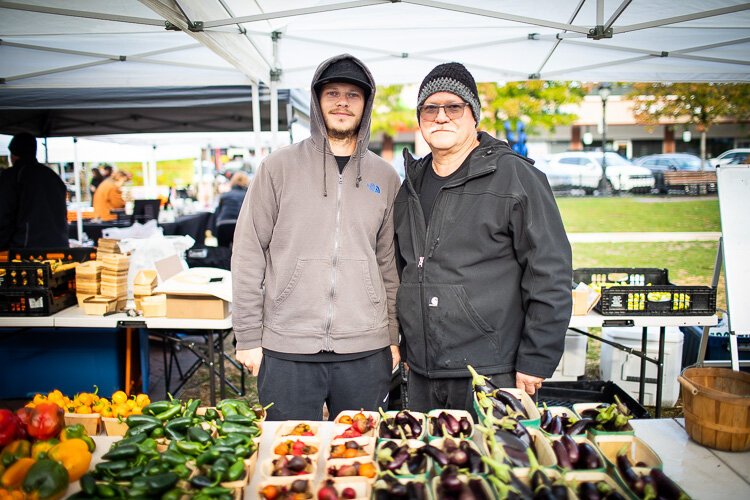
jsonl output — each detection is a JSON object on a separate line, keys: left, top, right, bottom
{"left": 567, "top": 231, "right": 721, "bottom": 243}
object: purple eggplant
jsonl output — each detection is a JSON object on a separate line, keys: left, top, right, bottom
{"left": 530, "top": 468, "right": 553, "bottom": 490}
{"left": 459, "top": 440, "right": 485, "bottom": 474}
{"left": 576, "top": 442, "right": 602, "bottom": 470}
{"left": 551, "top": 484, "right": 570, "bottom": 500}
{"left": 561, "top": 434, "right": 579, "bottom": 464}
{"left": 406, "top": 481, "right": 426, "bottom": 500}
{"left": 578, "top": 481, "right": 601, "bottom": 500}
{"left": 385, "top": 447, "right": 410, "bottom": 472}
{"left": 508, "top": 470, "right": 534, "bottom": 499}
{"left": 552, "top": 439, "right": 572, "bottom": 469}
{"left": 420, "top": 444, "right": 449, "bottom": 467}
{"left": 468, "top": 478, "right": 491, "bottom": 500}
{"left": 616, "top": 452, "right": 645, "bottom": 497}
{"left": 649, "top": 468, "right": 686, "bottom": 500}
{"left": 439, "top": 465, "right": 463, "bottom": 494}
{"left": 548, "top": 415, "right": 563, "bottom": 435}
{"left": 493, "top": 389, "right": 529, "bottom": 418}
{"left": 565, "top": 417, "right": 593, "bottom": 436}
{"left": 540, "top": 409, "right": 553, "bottom": 430}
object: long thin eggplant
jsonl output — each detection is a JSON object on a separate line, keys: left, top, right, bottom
{"left": 386, "top": 447, "right": 410, "bottom": 472}
{"left": 420, "top": 444, "right": 449, "bottom": 467}
{"left": 508, "top": 470, "right": 534, "bottom": 499}
{"left": 565, "top": 417, "right": 593, "bottom": 436}
{"left": 548, "top": 415, "right": 563, "bottom": 435}
{"left": 402, "top": 411, "right": 423, "bottom": 438}
{"left": 493, "top": 389, "right": 529, "bottom": 418}
{"left": 616, "top": 452, "right": 644, "bottom": 496}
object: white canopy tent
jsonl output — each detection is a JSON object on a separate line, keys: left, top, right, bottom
{"left": 2, "top": 0, "right": 750, "bottom": 241}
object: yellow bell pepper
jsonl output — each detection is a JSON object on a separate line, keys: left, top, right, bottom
{"left": 31, "top": 440, "right": 59, "bottom": 460}
{"left": 47, "top": 440, "right": 91, "bottom": 482}
{"left": 1, "top": 457, "right": 35, "bottom": 489}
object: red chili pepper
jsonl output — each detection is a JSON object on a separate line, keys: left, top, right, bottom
{"left": 25, "top": 403, "right": 64, "bottom": 441}
{"left": 0, "top": 409, "right": 22, "bottom": 447}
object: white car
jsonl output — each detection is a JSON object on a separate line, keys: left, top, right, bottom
{"left": 710, "top": 148, "right": 750, "bottom": 167}
{"left": 544, "top": 152, "right": 655, "bottom": 194}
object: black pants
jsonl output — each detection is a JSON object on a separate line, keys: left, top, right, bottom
{"left": 258, "top": 349, "right": 392, "bottom": 421}
{"left": 407, "top": 370, "right": 516, "bottom": 421}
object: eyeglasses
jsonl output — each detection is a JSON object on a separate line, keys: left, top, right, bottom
{"left": 418, "top": 102, "right": 470, "bottom": 121}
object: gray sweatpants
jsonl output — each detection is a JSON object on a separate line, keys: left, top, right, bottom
{"left": 257, "top": 349, "right": 392, "bottom": 421}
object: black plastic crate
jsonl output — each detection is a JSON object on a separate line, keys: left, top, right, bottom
{"left": 8, "top": 247, "right": 97, "bottom": 264}
{"left": 574, "top": 267, "right": 716, "bottom": 316}
{"left": 538, "top": 380, "right": 651, "bottom": 419}
{"left": 0, "top": 289, "right": 76, "bottom": 316}
{"left": 0, "top": 262, "right": 76, "bottom": 290}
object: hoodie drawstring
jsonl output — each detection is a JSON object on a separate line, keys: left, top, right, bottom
{"left": 322, "top": 143, "right": 328, "bottom": 197}
{"left": 355, "top": 139, "right": 362, "bottom": 188}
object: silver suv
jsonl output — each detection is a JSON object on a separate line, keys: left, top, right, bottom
{"left": 543, "top": 152, "right": 655, "bottom": 194}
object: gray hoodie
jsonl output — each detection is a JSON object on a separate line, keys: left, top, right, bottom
{"left": 232, "top": 54, "right": 401, "bottom": 354}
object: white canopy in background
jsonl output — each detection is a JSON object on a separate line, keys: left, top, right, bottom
{"left": 2, "top": 0, "right": 749, "bottom": 91}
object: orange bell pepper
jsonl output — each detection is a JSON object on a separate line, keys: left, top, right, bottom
{"left": 1, "top": 457, "right": 35, "bottom": 489}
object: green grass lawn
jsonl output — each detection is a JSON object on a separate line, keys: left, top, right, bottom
{"left": 557, "top": 197, "right": 720, "bottom": 233}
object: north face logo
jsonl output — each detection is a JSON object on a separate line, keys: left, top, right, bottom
{"left": 367, "top": 182, "right": 381, "bottom": 194}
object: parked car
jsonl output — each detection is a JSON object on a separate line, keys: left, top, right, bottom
{"left": 545, "top": 152, "right": 655, "bottom": 194}
{"left": 710, "top": 148, "right": 750, "bottom": 167}
{"left": 634, "top": 153, "right": 710, "bottom": 193}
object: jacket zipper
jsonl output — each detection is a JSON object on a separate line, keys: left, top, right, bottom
{"left": 323, "top": 171, "right": 344, "bottom": 351}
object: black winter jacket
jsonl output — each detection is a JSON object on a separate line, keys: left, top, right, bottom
{"left": 0, "top": 158, "right": 68, "bottom": 251}
{"left": 394, "top": 132, "right": 572, "bottom": 379}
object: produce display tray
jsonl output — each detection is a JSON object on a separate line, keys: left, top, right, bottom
{"left": 538, "top": 380, "right": 651, "bottom": 419}
{"left": 574, "top": 267, "right": 716, "bottom": 316}
{"left": 0, "top": 289, "right": 76, "bottom": 316}
{"left": 0, "top": 261, "right": 76, "bottom": 290}
{"left": 7, "top": 247, "right": 97, "bottom": 264}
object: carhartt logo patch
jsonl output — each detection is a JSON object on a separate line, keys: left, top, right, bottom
{"left": 367, "top": 182, "right": 381, "bottom": 194}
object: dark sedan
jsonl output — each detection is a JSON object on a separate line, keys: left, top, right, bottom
{"left": 634, "top": 153, "right": 711, "bottom": 193}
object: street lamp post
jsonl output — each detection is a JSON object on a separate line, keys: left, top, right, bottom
{"left": 598, "top": 83, "right": 612, "bottom": 195}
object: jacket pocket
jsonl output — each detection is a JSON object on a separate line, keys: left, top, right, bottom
{"left": 331, "top": 259, "right": 381, "bottom": 332}
{"left": 397, "top": 283, "right": 426, "bottom": 372}
{"left": 424, "top": 284, "right": 501, "bottom": 372}
{"left": 269, "top": 259, "right": 329, "bottom": 331}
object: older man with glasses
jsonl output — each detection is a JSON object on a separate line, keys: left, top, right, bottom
{"left": 393, "top": 62, "right": 572, "bottom": 416}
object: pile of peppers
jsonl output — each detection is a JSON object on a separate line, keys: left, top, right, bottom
{"left": 0, "top": 404, "right": 95, "bottom": 500}
{"left": 68, "top": 397, "right": 265, "bottom": 500}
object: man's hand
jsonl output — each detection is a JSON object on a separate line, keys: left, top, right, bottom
{"left": 390, "top": 345, "right": 401, "bottom": 370}
{"left": 236, "top": 348, "right": 263, "bottom": 377}
{"left": 516, "top": 371, "right": 544, "bottom": 395}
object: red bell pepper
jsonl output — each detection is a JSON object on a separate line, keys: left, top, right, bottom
{"left": 25, "top": 403, "right": 63, "bottom": 441}
{"left": 0, "top": 409, "right": 22, "bottom": 447}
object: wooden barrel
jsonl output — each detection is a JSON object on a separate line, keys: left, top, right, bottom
{"left": 678, "top": 367, "right": 750, "bottom": 452}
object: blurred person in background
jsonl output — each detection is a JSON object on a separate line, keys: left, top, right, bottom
{"left": 0, "top": 132, "right": 68, "bottom": 250}
{"left": 89, "top": 167, "right": 104, "bottom": 196}
{"left": 214, "top": 171, "right": 251, "bottom": 226}
{"left": 93, "top": 170, "right": 130, "bottom": 221}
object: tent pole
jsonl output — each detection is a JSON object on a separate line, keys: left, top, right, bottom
{"left": 151, "top": 144, "right": 157, "bottom": 191}
{"left": 252, "top": 82, "right": 261, "bottom": 157}
{"left": 73, "top": 137, "right": 83, "bottom": 244}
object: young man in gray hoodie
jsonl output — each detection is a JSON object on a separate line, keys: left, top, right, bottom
{"left": 232, "top": 54, "right": 402, "bottom": 421}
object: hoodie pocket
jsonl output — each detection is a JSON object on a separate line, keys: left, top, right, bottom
{"left": 425, "top": 284, "right": 501, "bottom": 372}
{"left": 269, "top": 259, "right": 329, "bottom": 332}
{"left": 331, "top": 259, "right": 382, "bottom": 332}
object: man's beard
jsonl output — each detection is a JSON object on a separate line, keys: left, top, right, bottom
{"left": 327, "top": 125, "right": 358, "bottom": 140}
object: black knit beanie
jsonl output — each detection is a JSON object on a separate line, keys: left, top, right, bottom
{"left": 417, "top": 62, "right": 480, "bottom": 125}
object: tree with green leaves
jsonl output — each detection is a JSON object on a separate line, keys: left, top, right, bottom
{"left": 370, "top": 85, "right": 417, "bottom": 159}
{"left": 478, "top": 81, "right": 585, "bottom": 138}
{"left": 628, "top": 83, "right": 750, "bottom": 162}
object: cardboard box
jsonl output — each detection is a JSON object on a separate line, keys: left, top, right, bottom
{"left": 572, "top": 283, "right": 600, "bottom": 315}
{"left": 166, "top": 294, "right": 229, "bottom": 319}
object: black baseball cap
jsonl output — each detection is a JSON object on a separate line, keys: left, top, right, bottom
{"left": 314, "top": 57, "right": 372, "bottom": 98}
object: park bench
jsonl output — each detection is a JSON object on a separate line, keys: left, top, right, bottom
{"left": 663, "top": 170, "right": 718, "bottom": 195}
